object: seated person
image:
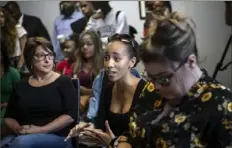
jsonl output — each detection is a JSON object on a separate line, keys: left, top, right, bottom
{"left": 65, "top": 34, "right": 162, "bottom": 147}
{"left": 0, "top": 7, "right": 27, "bottom": 71}
{"left": 71, "top": 1, "right": 95, "bottom": 34}
{"left": 1, "top": 37, "right": 78, "bottom": 148}
{"left": 86, "top": 35, "right": 140, "bottom": 120}
{"left": 86, "top": 67, "right": 140, "bottom": 121}
{"left": 72, "top": 30, "right": 104, "bottom": 112}
{"left": 116, "top": 12, "right": 232, "bottom": 148}
{"left": 56, "top": 33, "right": 79, "bottom": 77}
{"left": 0, "top": 41, "right": 20, "bottom": 137}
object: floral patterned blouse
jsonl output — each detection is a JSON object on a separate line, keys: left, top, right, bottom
{"left": 118, "top": 70, "right": 232, "bottom": 148}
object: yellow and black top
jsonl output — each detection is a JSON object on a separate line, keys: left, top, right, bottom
{"left": 119, "top": 69, "right": 232, "bottom": 148}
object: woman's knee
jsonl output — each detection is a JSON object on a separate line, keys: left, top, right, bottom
{"left": 9, "top": 135, "right": 34, "bottom": 148}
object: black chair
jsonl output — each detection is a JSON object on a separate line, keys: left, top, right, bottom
{"left": 71, "top": 78, "right": 80, "bottom": 148}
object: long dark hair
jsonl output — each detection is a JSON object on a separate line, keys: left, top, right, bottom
{"left": 73, "top": 30, "right": 103, "bottom": 77}
{"left": 1, "top": 40, "right": 11, "bottom": 73}
{"left": 0, "top": 7, "right": 17, "bottom": 57}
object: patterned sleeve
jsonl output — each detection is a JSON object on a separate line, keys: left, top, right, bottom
{"left": 211, "top": 88, "right": 232, "bottom": 147}
{"left": 117, "top": 82, "right": 164, "bottom": 147}
{"left": 196, "top": 85, "right": 232, "bottom": 147}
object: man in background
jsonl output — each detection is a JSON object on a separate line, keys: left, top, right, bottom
{"left": 4, "top": 1, "right": 51, "bottom": 41}
{"left": 71, "top": 1, "right": 95, "bottom": 35}
{"left": 53, "top": 1, "right": 83, "bottom": 62}
{"left": 86, "top": 1, "right": 129, "bottom": 49}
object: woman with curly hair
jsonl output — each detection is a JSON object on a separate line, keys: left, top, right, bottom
{"left": 0, "top": 7, "right": 27, "bottom": 70}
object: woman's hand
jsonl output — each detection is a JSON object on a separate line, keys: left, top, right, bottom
{"left": 19, "top": 125, "right": 46, "bottom": 134}
{"left": 83, "top": 121, "right": 115, "bottom": 147}
{"left": 64, "top": 122, "right": 93, "bottom": 141}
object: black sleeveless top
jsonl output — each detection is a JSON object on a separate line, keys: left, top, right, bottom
{"left": 94, "top": 79, "right": 147, "bottom": 136}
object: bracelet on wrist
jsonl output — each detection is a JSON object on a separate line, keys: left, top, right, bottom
{"left": 109, "top": 137, "right": 118, "bottom": 147}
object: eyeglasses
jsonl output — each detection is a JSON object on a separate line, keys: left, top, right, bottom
{"left": 34, "top": 53, "right": 55, "bottom": 61}
{"left": 108, "top": 34, "right": 135, "bottom": 48}
{"left": 147, "top": 59, "right": 187, "bottom": 87}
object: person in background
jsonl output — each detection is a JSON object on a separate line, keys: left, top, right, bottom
{"left": 65, "top": 34, "right": 162, "bottom": 148}
{"left": 143, "top": 1, "right": 172, "bottom": 38}
{"left": 4, "top": 1, "right": 50, "bottom": 41}
{"left": 86, "top": 1, "right": 129, "bottom": 49}
{"left": 71, "top": 1, "right": 95, "bottom": 35}
{"left": 53, "top": 1, "right": 83, "bottom": 62}
{"left": 0, "top": 41, "right": 20, "bottom": 137}
{"left": 0, "top": 7, "right": 27, "bottom": 70}
{"left": 72, "top": 30, "right": 103, "bottom": 112}
{"left": 1, "top": 37, "right": 78, "bottom": 148}
{"left": 56, "top": 33, "right": 79, "bottom": 77}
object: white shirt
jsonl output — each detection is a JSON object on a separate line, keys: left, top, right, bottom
{"left": 18, "top": 14, "right": 24, "bottom": 26}
{"left": 10, "top": 24, "right": 27, "bottom": 57}
{"left": 86, "top": 8, "right": 129, "bottom": 49}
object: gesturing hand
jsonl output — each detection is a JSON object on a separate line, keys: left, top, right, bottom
{"left": 83, "top": 120, "right": 115, "bottom": 146}
{"left": 64, "top": 122, "right": 93, "bottom": 141}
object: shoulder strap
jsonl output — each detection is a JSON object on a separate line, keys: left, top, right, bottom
{"left": 115, "top": 11, "right": 121, "bottom": 24}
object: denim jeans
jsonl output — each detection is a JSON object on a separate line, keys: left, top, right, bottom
{"left": 0, "top": 134, "right": 73, "bottom": 148}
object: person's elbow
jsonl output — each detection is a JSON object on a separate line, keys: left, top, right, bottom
{"left": 4, "top": 118, "right": 10, "bottom": 125}
{"left": 65, "top": 115, "right": 75, "bottom": 124}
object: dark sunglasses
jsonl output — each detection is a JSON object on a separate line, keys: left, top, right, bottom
{"left": 108, "top": 33, "right": 135, "bottom": 48}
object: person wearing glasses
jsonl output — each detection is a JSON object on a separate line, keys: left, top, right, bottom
{"left": 64, "top": 34, "right": 162, "bottom": 147}
{"left": 1, "top": 37, "right": 78, "bottom": 148}
{"left": 112, "top": 12, "right": 232, "bottom": 148}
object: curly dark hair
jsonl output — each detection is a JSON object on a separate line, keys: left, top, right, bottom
{"left": 0, "top": 7, "right": 17, "bottom": 57}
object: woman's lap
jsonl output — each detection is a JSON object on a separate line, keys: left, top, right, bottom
{"left": 0, "top": 133, "right": 73, "bottom": 148}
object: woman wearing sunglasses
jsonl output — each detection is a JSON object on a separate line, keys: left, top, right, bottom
{"left": 1, "top": 37, "right": 78, "bottom": 148}
{"left": 65, "top": 34, "right": 162, "bottom": 147}
{"left": 115, "top": 12, "right": 232, "bottom": 148}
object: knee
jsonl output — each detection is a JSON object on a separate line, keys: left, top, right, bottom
{"left": 10, "top": 135, "right": 33, "bottom": 148}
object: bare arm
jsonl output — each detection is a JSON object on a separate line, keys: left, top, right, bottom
{"left": 46, "top": 77, "right": 78, "bottom": 132}
{"left": 117, "top": 142, "right": 132, "bottom": 148}
{"left": 80, "top": 95, "right": 92, "bottom": 112}
{"left": 80, "top": 86, "right": 92, "bottom": 96}
{"left": 4, "top": 118, "right": 22, "bottom": 134}
{"left": 41, "top": 115, "right": 74, "bottom": 133}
